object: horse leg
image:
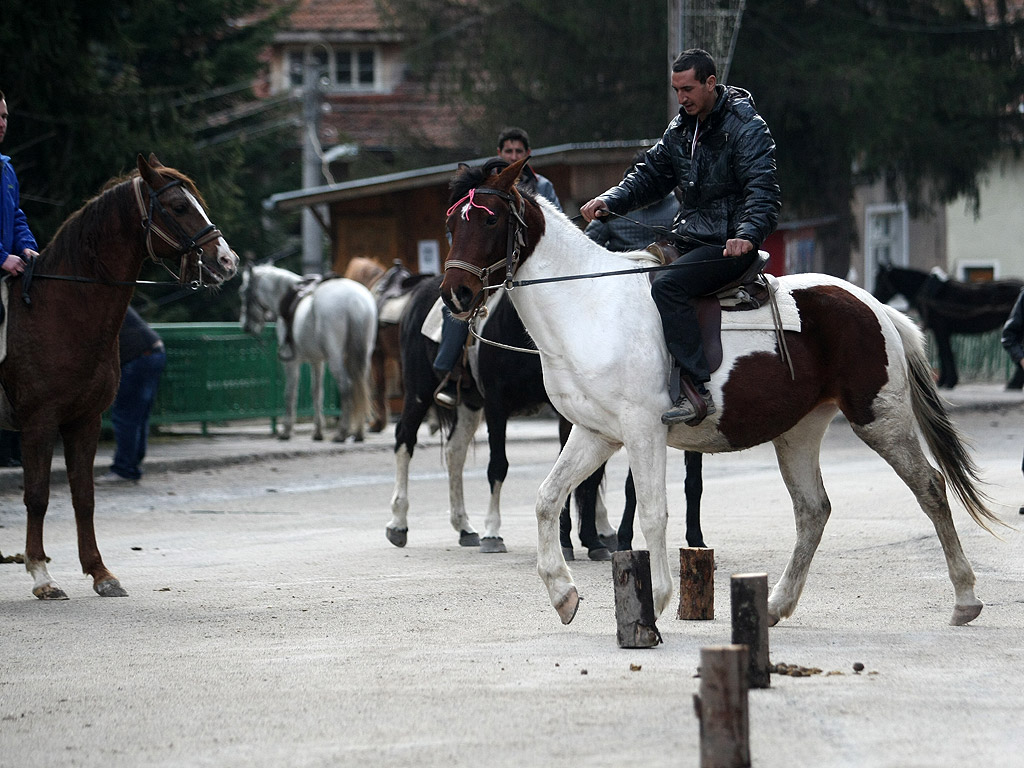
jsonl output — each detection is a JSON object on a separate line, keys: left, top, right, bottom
{"left": 327, "top": 359, "right": 353, "bottom": 443}
{"left": 62, "top": 418, "right": 127, "bottom": 597}
{"left": 20, "top": 429, "right": 66, "bottom": 599}
{"left": 445, "top": 404, "right": 482, "bottom": 546}
{"left": 387, "top": 396, "right": 432, "bottom": 548}
{"left": 593, "top": 471, "right": 617, "bottom": 550}
{"left": 623, "top": 437, "right": 673, "bottom": 618}
{"left": 482, "top": 406, "right": 510, "bottom": 553}
{"left": 311, "top": 360, "right": 327, "bottom": 441}
{"left": 536, "top": 428, "right": 618, "bottom": 623}
{"left": 279, "top": 360, "right": 299, "bottom": 440}
{"left": 369, "top": 343, "right": 387, "bottom": 433}
{"left": 618, "top": 469, "right": 636, "bottom": 552}
{"left": 850, "top": 415, "right": 983, "bottom": 625}
{"left": 576, "top": 466, "right": 612, "bottom": 561}
{"left": 768, "top": 405, "right": 837, "bottom": 625}
{"left": 684, "top": 450, "right": 707, "bottom": 547}
{"left": 935, "top": 331, "right": 958, "bottom": 389}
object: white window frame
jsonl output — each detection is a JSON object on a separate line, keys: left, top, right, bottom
{"left": 956, "top": 260, "right": 999, "bottom": 281}
{"left": 864, "top": 202, "right": 908, "bottom": 294}
{"left": 286, "top": 45, "right": 379, "bottom": 92}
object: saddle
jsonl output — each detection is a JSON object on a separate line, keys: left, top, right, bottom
{"left": 278, "top": 273, "right": 341, "bottom": 361}
{"left": 645, "top": 241, "right": 773, "bottom": 374}
{"left": 372, "top": 261, "right": 415, "bottom": 325}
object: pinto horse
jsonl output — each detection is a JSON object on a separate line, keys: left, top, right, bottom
{"left": 239, "top": 264, "right": 377, "bottom": 443}
{"left": 874, "top": 264, "right": 1023, "bottom": 389}
{"left": 387, "top": 275, "right": 615, "bottom": 555}
{"left": 440, "top": 158, "right": 1000, "bottom": 628}
{"left": 0, "top": 154, "right": 238, "bottom": 600}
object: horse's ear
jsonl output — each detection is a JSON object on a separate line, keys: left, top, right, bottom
{"left": 137, "top": 154, "right": 162, "bottom": 186}
{"left": 148, "top": 153, "right": 164, "bottom": 169}
{"left": 493, "top": 156, "right": 529, "bottom": 192}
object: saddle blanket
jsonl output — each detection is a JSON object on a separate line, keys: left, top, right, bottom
{"left": 721, "top": 276, "right": 800, "bottom": 333}
{"left": 380, "top": 293, "right": 412, "bottom": 325}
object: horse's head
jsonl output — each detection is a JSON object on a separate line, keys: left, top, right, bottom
{"left": 239, "top": 262, "right": 274, "bottom": 336}
{"left": 873, "top": 262, "right": 897, "bottom": 303}
{"left": 136, "top": 153, "right": 239, "bottom": 287}
{"left": 440, "top": 157, "right": 541, "bottom": 319}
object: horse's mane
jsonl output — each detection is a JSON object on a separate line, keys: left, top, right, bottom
{"left": 448, "top": 162, "right": 537, "bottom": 207}
{"left": 42, "top": 165, "right": 204, "bottom": 274}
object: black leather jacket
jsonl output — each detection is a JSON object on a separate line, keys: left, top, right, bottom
{"left": 599, "top": 85, "right": 781, "bottom": 249}
{"left": 1001, "top": 289, "right": 1024, "bottom": 364}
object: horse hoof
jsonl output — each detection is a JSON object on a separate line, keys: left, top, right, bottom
{"left": 459, "top": 531, "right": 480, "bottom": 547}
{"left": 277, "top": 434, "right": 292, "bottom": 442}
{"left": 480, "top": 537, "right": 507, "bottom": 554}
{"left": 386, "top": 527, "right": 408, "bottom": 548}
{"left": 94, "top": 578, "right": 128, "bottom": 597}
{"left": 767, "top": 611, "right": 781, "bottom": 627}
{"left": 561, "top": 546, "right": 575, "bottom": 561}
{"left": 313, "top": 433, "right": 325, "bottom": 442}
{"left": 33, "top": 584, "right": 69, "bottom": 601}
{"left": 951, "top": 601, "right": 983, "bottom": 626}
{"left": 599, "top": 534, "right": 619, "bottom": 552}
{"left": 353, "top": 434, "right": 365, "bottom": 443}
{"left": 587, "top": 547, "right": 612, "bottom": 562}
{"left": 555, "top": 588, "right": 580, "bottom": 625}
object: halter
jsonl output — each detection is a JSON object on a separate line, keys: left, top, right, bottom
{"left": 444, "top": 185, "right": 528, "bottom": 291}
{"left": 133, "top": 176, "right": 223, "bottom": 288}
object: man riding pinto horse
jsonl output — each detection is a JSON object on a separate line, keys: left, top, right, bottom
{"left": 581, "top": 48, "right": 781, "bottom": 427}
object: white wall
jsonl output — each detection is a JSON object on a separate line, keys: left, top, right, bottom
{"left": 946, "top": 152, "right": 1024, "bottom": 280}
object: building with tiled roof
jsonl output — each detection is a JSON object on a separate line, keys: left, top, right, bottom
{"left": 264, "top": 0, "right": 475, "bottom": 174}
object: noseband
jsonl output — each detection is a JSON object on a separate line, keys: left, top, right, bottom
{"left": 444, "top": 186, "right": 528, "bottom": 293}
{"left": 133, "top": 176, "right": 223, "bottom": 287}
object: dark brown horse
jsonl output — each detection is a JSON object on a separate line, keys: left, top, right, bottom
{"left": 0, "top": 154, "right": 238, "bottom": 600}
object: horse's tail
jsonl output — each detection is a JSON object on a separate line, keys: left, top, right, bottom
{"left": 884, "top": 305, "right": 1002, "bottom": 532}
{"left": 347, "top": 304, "right": 376, "bottom": 432}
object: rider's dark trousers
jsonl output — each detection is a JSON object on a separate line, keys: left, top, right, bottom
{"left": 433, "top": 306, "right": 470, "bottom": 375}
{"left": 651, "top": 244, "right": 757, "bottom": 385}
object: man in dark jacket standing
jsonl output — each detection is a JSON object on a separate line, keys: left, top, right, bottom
{"left": 581, "top": 49, "right": 781, "bottom": 426}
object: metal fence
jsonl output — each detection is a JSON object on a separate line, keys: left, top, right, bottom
{"left": 138, "top": 323, "right": 340, "bottom": 433}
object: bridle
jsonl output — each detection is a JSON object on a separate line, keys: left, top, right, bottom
{"left": 132, "top": 175, "right": 223, "bottom": 288}
{"left": 444, "top": 185, "right": 528, "bottom": 293}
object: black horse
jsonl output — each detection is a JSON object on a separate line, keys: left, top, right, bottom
{"left": 386, "top": 275, "right": 613, "bottom": 557}
{"left": 874, "top": 264, "right": 1023, "bottom": 389}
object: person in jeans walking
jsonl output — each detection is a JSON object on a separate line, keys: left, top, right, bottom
{"left": 97, "top": 308, "right": 167, "bottom": 485}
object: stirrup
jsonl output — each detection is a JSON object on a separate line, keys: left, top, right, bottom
{"left": 433, "top": 374, "right": 460, "bottom": 408}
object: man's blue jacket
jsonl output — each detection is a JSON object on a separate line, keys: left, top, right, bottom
{"left": 1, "top": 153, "right": 38, "bottom": 257}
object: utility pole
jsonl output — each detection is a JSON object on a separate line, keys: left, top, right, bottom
{"left": 301, "top": 56, "right": 326, "bottom": 275}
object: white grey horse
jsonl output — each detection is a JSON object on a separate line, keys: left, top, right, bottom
{"left": 240, "top": 263, "right": 377, "bottom": 442}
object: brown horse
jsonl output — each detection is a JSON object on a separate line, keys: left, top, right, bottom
{"left": 344, "top": 256, "right": 408, "bottom": 432}
{"left": 0, "top": 154, "right": 238, "bottom": 600}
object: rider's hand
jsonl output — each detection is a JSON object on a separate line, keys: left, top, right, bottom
{"left": 1, "top": 254, "right": 25, "bottom": 276}
{"left": 580, "top": 199, "right": 609, "bottom": 223}
{"left": 724, "top": 238, "right": 754, "bottom": 258}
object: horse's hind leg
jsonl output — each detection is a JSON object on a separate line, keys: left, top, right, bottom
{"left": 850, "top": 415, "right": 982, "bottom": 625}
{"left": 62, "top": 419, "right": 127, "bottom": 597}
{"left": 311, "top": 360, "right": 326, "bottom": 441}
{"left": 769, "top": 405, "right": 837, "bottom": 625}
{"left": 536, "top": 428, "right": 617, "bottom": 623}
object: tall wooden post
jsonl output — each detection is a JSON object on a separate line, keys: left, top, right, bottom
{"left": 730, "top": 573, "right": 771, "bottom": 688}
{"left": 612, "top": 550, "right": 663, "bottom": 648}
{"left": 694, "top": 644, "right": 751, "bottom": 768}
{"left": 678, "top": 547, "right": 715, "bottom": 620}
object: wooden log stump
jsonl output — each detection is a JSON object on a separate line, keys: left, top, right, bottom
{"left": 678, "top": 547, "right": 714, "bottom": 620}
{"left": 730, "top": 573, "right": 771, "bottom": 689}
{"left": 612, "top": 550, "right": 663, "bottom": 648}
{"left": 694, "top": 644, "right": 751, "bottom": 768}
